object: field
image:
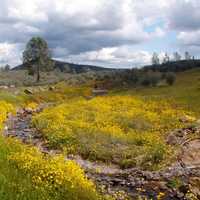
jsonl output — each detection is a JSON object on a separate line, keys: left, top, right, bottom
{"left": 0, "top": 68, "right": 200, "bottom": 199}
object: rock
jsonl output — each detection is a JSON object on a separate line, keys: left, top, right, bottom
{"left": 92, "top": 89, "right": 108, "bottom": 96}
{"left": 167, "top": 133, "right": 179, "bottom": 145}
{"left": 49, "top": 86, "right": 55, "bottom": 91}
{"left": 177, "top": 192, "right": 185, "bottom": 199}
{"left": 0, "top": 85, "right": 9, "bottom": 89}
{"left": 24, "top": 89, "right": 33, "bottom": 95}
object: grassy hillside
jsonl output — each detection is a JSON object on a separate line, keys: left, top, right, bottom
{"left": 120, "top": 68, "right": 200, "bottom": 115}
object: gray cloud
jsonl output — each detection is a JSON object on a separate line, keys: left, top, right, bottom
{"left": 4, "top": 0, "right": 200, "bottom": 67}
{"left": 168, "top": 0, "right": 200, "bottom": 31}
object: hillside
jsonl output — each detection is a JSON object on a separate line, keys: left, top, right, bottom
{"left": 144, "top": 59, "right": 200, "bottom": 72}
{"left": 13, "top": 59, "right": 117, "bottom": 73}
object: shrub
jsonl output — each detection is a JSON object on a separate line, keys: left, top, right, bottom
{"left": 166, "top": 72, "right": 176, "bottom": 85}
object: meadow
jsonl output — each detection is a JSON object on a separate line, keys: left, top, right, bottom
{"left": 0, "top": 68, "right": 200, "bottom": 199}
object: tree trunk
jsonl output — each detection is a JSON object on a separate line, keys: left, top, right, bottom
{"left": 36, "top": 60, "right": 40, "bottom": 82}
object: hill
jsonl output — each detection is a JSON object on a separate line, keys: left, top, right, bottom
{"left": 13, "top": 59, "right": 117, "bottom": 73}
{"left": 143, "top": 59, "right": 200, "bottom": 72}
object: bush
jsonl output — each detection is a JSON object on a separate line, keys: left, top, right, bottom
{"left": 166, "top": 72, "right": 176, "bottom": 85}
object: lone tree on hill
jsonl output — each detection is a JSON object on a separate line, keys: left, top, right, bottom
{"left": 23, "top": 37, "right": 54, "bottom": 82}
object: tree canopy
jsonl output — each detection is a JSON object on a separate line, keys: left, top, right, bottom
{"left": 23, "top": 37, "right": 54, "bottom": 82}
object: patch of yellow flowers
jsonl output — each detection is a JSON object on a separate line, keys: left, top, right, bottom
{"left": 9, "top": 146, "right": 101, "bottom": 200}
{"left": 32, "top": 95, "right": 195, "bottom": 168}
{"left": 33, "top": 95, "right": 194, "bottom": 138}
{"left": 25, "top": 102, "right": 38, "bottom": 110}
{"left": 0, "top": 100, "right": 104, "bottom": 199}
{"left": 0, "top": 101, "right": 15, "bottom": 130}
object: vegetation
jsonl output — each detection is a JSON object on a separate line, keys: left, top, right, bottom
{"left": 166, "top": 72, "right": 176, "bottom": 85}
{"left": 0, "top": 100, "right": 109, "bottom": 200}
{"left": 0, "top": 65, "right": 200, "bottom": 199}
{"left": 32, "top": 94, "right": 194, "bottom": 169}
{"left": 23, "top": 37, "right": 54, "bottom": 82}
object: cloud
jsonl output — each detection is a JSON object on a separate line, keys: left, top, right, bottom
{"left": 166, "top": 0, "right": 200, "bottom": 54}
{"left": 65, "top": 46, "right": 152, "bottom": 68}
{"left": 177, "top": 30, "right": 200, "bottom": 46}
{"left": 168, "top": 0, "right": 200, "bottom": 31}
{"left": 0, "top": 0, "right": 169, "bottom": 67}
{"left": 0, "top": 42, "right": 22, "bottom": 66}
{"left": 4, "top": 0, "right": 200, "bottom": 67}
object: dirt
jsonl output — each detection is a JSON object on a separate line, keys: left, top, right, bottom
{"left": 4, "top": 107, "right": 200, "bottom": 200}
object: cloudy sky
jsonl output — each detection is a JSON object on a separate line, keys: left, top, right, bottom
{"left": 0, "top": 0, "right": 200, "bottom": 68}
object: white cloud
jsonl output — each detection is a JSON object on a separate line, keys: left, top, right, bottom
{"left": 177, "top": 30, "right": 200, "bottom": 46}
{"left": 0, "top": 43, "right": 21, "bottom": 67}
{"left": 66, "top": 46, "right": 152, "bottom": 68}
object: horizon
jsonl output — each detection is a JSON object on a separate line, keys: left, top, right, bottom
{"left": 0, "top": 0, "right": 200, "bottom": 68}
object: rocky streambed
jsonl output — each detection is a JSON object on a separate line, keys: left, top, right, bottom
{"left": 4, "top": 107, "right": 200, "bottom": 200}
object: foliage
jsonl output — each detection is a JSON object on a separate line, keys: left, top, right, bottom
{"left": 166, "top": 72, "right": 176, "bottom": 85}
{"left": 23, "top": 37, "right": 54, "bottom": 82}
{"left": 32, "top": 95, "right": 194, "bottom": 169}
{"left": 0, "top": 101, "right": 15, "bottom": 130}
{"left": 9, "top": 147, "right": 100, "bottom": 200}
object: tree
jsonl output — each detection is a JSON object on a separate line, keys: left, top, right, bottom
{"left": 23, "top": 37, "right": 54, "bottom": 82}
{"left": 173, "top": 52, "right": 181, "bottom": 61}
{"left": 152, "top": 52, "right": 160, "bottom": 65}
{"left": 163, "top": 53, "right": 170, "bottom": 64}
{"left": 2, "top": 64, "right": 11, "bottom": 71}
{"left": 166, "top": 72, "right": 176, "bottom": 86}
{"left": 185, "top": 51, "right": 191, "bottom": 60}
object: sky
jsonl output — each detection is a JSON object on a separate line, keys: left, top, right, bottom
{"left": 0, "top": 0, "right": 200, "bottom": 68}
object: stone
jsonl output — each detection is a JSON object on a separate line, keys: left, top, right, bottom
{"left": 49, "top": 86, "right": 55, "bottom": 91}
{"left": 24, "top": 89, "right": 33, "bottom": 95}
{"left": 166, "top": 133, "right": 179, "bottom": 145}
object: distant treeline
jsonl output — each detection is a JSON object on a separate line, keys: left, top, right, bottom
{"left": 144, "top": 59, "right": 200, "bottom": 73}
{"left": 95, "top": 59, "right": 200, "bottom": 89}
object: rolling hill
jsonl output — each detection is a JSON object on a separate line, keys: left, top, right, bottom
{"left": 13, "top": 59, "right": 117, "bottom": 73}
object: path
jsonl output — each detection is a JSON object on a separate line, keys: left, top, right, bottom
{"left": 4, "top": 107, "right": 200, "bottom": 199}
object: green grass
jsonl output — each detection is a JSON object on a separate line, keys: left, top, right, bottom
{"left": 114, "top": 68, "right": 200, "bottom": 116}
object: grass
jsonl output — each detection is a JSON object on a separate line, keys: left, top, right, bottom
{"left": 31, "top": 69, "right": 200, "bottom": 171}
{"left": 118, "top": 68, "right": 200, "bottom": 116}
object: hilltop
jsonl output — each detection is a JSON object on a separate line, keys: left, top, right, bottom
{"left": 13, "top": 59, "right": 118, "bottom": 73}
